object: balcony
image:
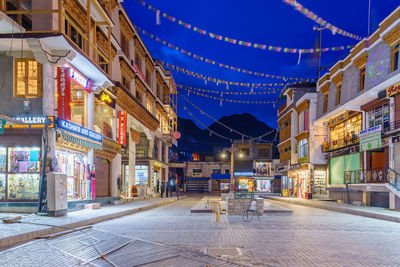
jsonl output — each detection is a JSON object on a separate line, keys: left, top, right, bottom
{"left": 344, "top": 168, "right": 388, "bottom": 184}
{"left": 136, "top": 147, "right": 149, "bottom": 159}
{"left": 323, "top": 137, "right": 359, "bottom": 152}
{"left": 278, "top": 102, "right": 287, "bottom": 114}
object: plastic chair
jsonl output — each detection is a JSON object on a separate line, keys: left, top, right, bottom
{"left": 210, "top": 201, "right": 227, "bottom": 224}
{"left": 242, "top": 200, "right": 260, "bottom": 222}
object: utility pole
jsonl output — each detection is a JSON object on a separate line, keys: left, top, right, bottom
{"left": 313, "top": 26, "right": 325, "bottom": 79}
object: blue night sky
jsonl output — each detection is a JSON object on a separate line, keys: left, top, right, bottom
{"left": 123, "top": 0, "right": 399, "bottom": 129}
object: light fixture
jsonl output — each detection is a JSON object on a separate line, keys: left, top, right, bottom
{"left": 220, "top": 152, "right": 227, "bottom": 159}
{"left": 238, "top": 151, "right": 244, "bottom": 158}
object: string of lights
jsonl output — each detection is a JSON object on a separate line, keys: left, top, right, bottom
{"left": 163, "top": 61, "right": 306, "bottom": 88}
{"left": 137, "top": 26, "right": 316, "bottom": 81}
{"left": 177, "top": 84, "right": 280, "bottom": 95}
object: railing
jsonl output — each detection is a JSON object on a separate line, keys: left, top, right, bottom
{"left": 136, "top": 148, "right": 149, "bottom": 159}
{"left": 323, "top": 137, "right": 359, "bottom": 152}
{"left": 278, "top": 102, "right": 287, "bottom": 114}
{"left": 382, "top": 121, "right": 400, "bottom": 133}
{"left": 344, "top": 168, "right": 388, "bottom": 184}
{"left": 387, "top": 168, "right": 400, "bottom": 191}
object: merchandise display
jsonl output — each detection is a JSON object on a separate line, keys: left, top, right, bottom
{"left": 7, "top": 174, "right": 40, "bottom": 199}
{"left": 56, "top": 149, "right": 94, "bottom": 200}
{"left": 0, "top": 147, "right": 6, "bottom": 172}
{"left": 8, "top": 147, "right": 40, "bottom": 173}
{"left": 0, "top": 174, "right": 5, "bottom": 199}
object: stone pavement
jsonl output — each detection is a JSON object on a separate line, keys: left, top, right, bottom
{"left": 263, "top": 195, "right": 400, "bottom": 223}
{"left": 0, "top": 196, "right": 183, "bottom": 250}
{"left": 1, "top": 196, "right": 400, "bottom": 266}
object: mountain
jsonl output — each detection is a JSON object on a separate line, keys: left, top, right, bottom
{"left": 175, "top": 114, "right": 276, "bottom": 154}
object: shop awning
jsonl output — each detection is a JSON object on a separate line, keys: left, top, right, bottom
{"left": 59, "top": 131, "right": 102, "bottom": 150}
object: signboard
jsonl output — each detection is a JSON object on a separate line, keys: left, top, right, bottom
{"left": 98, "top": 91, "right": 115, "bottom": 107}
{"left": 289, "top": 163, "right": 301, "bottom": 170}
{"left": 118, "top": 111, "right": 127, "bottom": 145}
{"left": 359, "top": 125, "right": 381, "bottom": 152}
{"left": 5, "top": 116, "right": 55, "bottom": 129}
{"left": 57, "top": 67, "right": 71, "bottom": 121}
{"left": 57, "top": 119, "right": 102, "bottom": 142}
{"left": 234, "top": 171, "right": 254, "bottom": 176}
{"left": 69, "top": 65, "right": 92, "bottom": 92}
{"left": 220, "top": 183, "right": 230, "bottom": 191}
{"left": 386, "top": 82, "right": 400, "bottom": 97}
{"left": 153, "top": 161, "right": 163, "bottom": 168}
{"left": 0, "top": 119, "right": 6, "bottom": 134}
{"left": 135, "top": 165, "right": 148, "bottom": 184}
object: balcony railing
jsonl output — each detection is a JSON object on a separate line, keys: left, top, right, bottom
{"left": 344, "top": 168, "right": 388, "bottom": 184}
{"left": 136, "top": 148, "right": 149, "bottom": 159}
{"left": 382, "top": 121, "right": 400, "bottom": 133}
{"left": 323, "top": 137, "right": 359, "bottom": 152}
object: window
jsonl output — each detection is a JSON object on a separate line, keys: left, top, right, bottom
{"left": 121, "top": 32, "right": 129, "bottom": 57}
{"left": 136, "top": 90, "right": 142, "bottom": 102}
{"left": 258, "top": 148, "right": 271, "bottom": 157}
{"left": 192, "top": 169, "right": 202, "bottom": 177}
{"left": 359, "top": 67, "right": 366, "bottom": 91}
{"left": 225, "top": 169, "right": 230, "bottom": 174}
{"left": 156, "top": 112, "right": 161, "bottom": 127}
{"left": 323, "top": 93, "right": 328, "bottom": 113}
{"left": 212, "top": 169, "right": 221, "bottom": 175}
{"left": 135, "top": 54, "right": 141, "bottom": 70}
{"left": 299, "top": 139, "right": 308, "bottom": 159}
{"left": 65, "top": 18, "right": 84, "bottom": 51}
{"left": 122, "top": 75, "right": 130, "bottom": 90}
{"left": 298, "top": 110, "right": 309, "bottom": 133}
{"left": 392, "top": 42, "right": 399, "bottom": 72}
{"left": 241, "top": 148, "right": 250, "bottom": 156}
{"left": 367, "top": 104, "right": 389, "bottom": 129}
{"left": 94, "top": 97, "right": 113, "bottom": 138}
{"left": 146, "top": 69, "right": 151, "bottom": 86}
{"left": 146, "top": 100, "right": 153, "bottom": 113}
{"left": 14, "top": 58, "right": 42, "bottom": 98}
{"left": 336, "top": 84, "right": 341, "bottom": 106}
{"left": 99, "top": 55, "right": 109, "bottom": 74}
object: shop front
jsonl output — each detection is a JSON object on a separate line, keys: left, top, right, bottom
{"left": 289, "top": 163, "right": 311, "bottom": 199}
{"left": 254, "top": 161, "right": 274, "bottom": 193}
{"left": 234, "top": 172, "right": 255, "bottom": 193}
{"left": 153, "top": 160, "right": 162, "bottom": 194}
{"left": 135, "top": 163, "right": 149, "bottom": 197}
{"left": 277, "top": 161, "right": 289, "bottom": 196}
{"left": 0, "top": 116, "right": 55, "bottom": 202}
{"left": 312, "top": 166, "right": 327, "bottom": 198}
{"left": 55, "top": 119, "right": 103, "bottom": 200}
{"left": 327, "top": 112, "right": 362, "bottom": 151}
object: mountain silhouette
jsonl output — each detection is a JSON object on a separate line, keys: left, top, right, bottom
{"left": 175, "top": 114, "right": 276, "bottom": 154}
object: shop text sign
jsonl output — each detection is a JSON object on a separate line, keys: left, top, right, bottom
{"left": 386, "top": 82, "right": 400, "bottom": 97}
{"left": 0, "top": 119, "right": 6, "bottom": 134}
{"left": 118, "top": 111, "right": 127, "bottom": 145}
{"left": 359, "top": 125, "right": 381, "bottom": 152}
{"left": 57, "top": 67, "right": 71, "bottom": 121}
{"left": 5, "top": 116, "right": 55, "bottom": 129}
{"left": 57, "top": 119, "right": 102, "bottom": 142}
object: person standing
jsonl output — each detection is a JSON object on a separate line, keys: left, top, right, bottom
{"left": 161, "top": 181, "right": 165, "bottom": 198}
{"left": 166, "top": 180, "right": 169, "bottom": 198}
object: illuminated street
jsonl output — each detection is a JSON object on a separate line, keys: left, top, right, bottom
{"left": 1, "top": 196, "right": 400, "bottom": 266}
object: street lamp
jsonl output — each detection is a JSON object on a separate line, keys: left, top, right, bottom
{"left": 220, "top": 152, "right": 227, "bottom": 159}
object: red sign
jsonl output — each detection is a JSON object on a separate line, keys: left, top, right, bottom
{"left": 172, "top": 131, "right": 181, "bottom": 139}
{"left": 118, "top": 110, "right": 127, "bottom": 145}
{"left": 57, "top": 67, "right": 71, "bottom": 120}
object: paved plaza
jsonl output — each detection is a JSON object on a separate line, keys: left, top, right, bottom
{"left": 1, "top": 196, "right": 400, "bottom": 266}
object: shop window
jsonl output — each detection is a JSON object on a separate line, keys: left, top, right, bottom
{"left": 323, "top": 93, "right": 328, "bottom": 113}
{"left": 94, "top": 97, "right": 113, "bottom": 138}
{"left": 336, "top": 84, "right": 341, "bottom": 106}
{"left": 330, "top": 114, "right": 362, "bottom": 149}
{"left": 367, "top": 104, "right": 389, "bottom": 129}
{"left": 122, "top": 75, "right": 130, "bottom": 90}
{"left": 192, "top": 169, "right": 202, "bottom": 176}
{"left": 212, "top": 169, "right": 221, "bottom": 175}
{"left": 7, "top": 147, "right": 40, "bottom": 200}
{"left": 121, "top": 32, "right": 129, "bottom": 57}
{"left": 135, "top": 165, "right": 148, "bottom": 185}
{"left": 56, "top": 150, "right": 90, "bottom": 200}
{"left": 359, "top": 67, "right": 366, "bottom": 91}
{"left": 14, "top": 58, "right": 42, "bottom": 98}
{"left": 391, "top": 42, "right": 399, "bottom": 72}
{"left": 146, "top": 100, "right": 153, "bottom": 113}
{"left": 225, "top": 169, "right": 230, "bottom": 174}
{"left": 299, "top": 139, "right": 308, "bottom": 159}
{"left": 65, "top": 18, "right": 85, "bottom": 51}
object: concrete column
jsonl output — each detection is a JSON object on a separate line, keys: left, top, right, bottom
{"left": 112, "top": 154, "right": 122, "bottom": 197}
{"left": 362, "top": 191, "right": 371, "bottom": 206}
{"left": 389, "top": 191, "right": 400, "bottom": 210}
{"left": 390, "top": 97, "right": 395, "bottom": 169}
{"left": 158, "top": 139, "right": 162, "bottom": 161}
{"left": 87, "top": 92, "right": 94, "bottom": 130}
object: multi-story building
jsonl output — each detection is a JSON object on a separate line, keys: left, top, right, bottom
{"left": 276, "top": 83, "right": 320, "bottom": 197}
{"left": 0, "top": 0, "right": 177, "bottom": 211}
{"left": 232, "top": 140, "right": 278, "bottom": 193}
{"left": 314, "top": 6, "right": 400, "bottom": 208}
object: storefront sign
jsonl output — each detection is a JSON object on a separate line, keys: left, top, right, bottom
{"left": 299, "top": 156, "right": 308, "bottom": 163}
{"left": 386, "top": 81, "right": 400, "bottom": 97}
{"left": 5, "top": 116, "right": 55, "bottom": 129}
{"left": 57, "top": 119, "right": 102, "bottom": 142}
{"left": 289, "top": 163, "right": 301, "bottom": 170}
{"left": 0, "top": 119, "right": 6, "bottom": 134}
{"left": 118, "top": 111, "right": 127, "bottom": 145}
{"left": 359, "top": 125, "right": 381, "bottom": 152}
{"left": 70, "top": 67, "right": 92, "bottom": 92}
{"left": 329, "top": 112, "right": 348, "bottom": 127}
{"left": 171, "top": 131, "right": 181, "bottom": 139}
{"left": 153, "top": 161, "right": 163, "bottom": 168}
{"left": 99, "top": 91, "right": 115, "bottom": 107}
{"left": 57, "top": 67, "right": 71, "bottom": 120}
{"left": 234, "top": 171, "right": 254, "bottom": 176}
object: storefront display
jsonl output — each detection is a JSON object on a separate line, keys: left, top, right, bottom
{"left": 255, "top": 178, "right": 272, "bottom": 192}
{"left": 313, "top": 170, "right": 327, "bottom": 195}
{"left": 255, "top": 162, "right": 272, "bottom": 176}
{"left": 330, "top": 113, "right": 362, "bottom": 150}
{"left": 94, "top": 97, "right": 114, "bottom": 139}
{"left": 56, "top": 149, "right": 92, "bottom": 200}
{"left": 7, "top": 174, "right": 40, "bottom": 200}
{"left": 0, "top": 174, "right": 5, "bottom": 199}
{"left": 236, "top": 177, "right": 254, "bottom": 192}
{"left": 135, "top": 165, "right": 148, "bottom": 185}
{"left": 281, "top": 175, "right": 288, "bottom": 196}
{"left": 367, "top": 104, "right": 389, "bottom": 129}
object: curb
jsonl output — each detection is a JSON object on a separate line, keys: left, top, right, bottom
{"left": 263, "top": 196, "right": 400, "bottom": 224}
{"left": 0, "top": 197, "right": 185, "bottom": 250}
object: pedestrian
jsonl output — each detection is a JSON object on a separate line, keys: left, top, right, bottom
{"left": 161, "top": 181, "right": 165, "bottom": 198}
{"left": 165, "top": 180, "right": 169, "bottom": 197}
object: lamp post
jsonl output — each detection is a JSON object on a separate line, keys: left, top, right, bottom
{"left": 220, "top": 143, "right": 243, "bottom": 193}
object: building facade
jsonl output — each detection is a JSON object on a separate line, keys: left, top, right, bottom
{"left": 314, "top": 7, "right": 400, "bottom": 208}
{"left": 0, "top": 0, "right": 177, "bottom": 209}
